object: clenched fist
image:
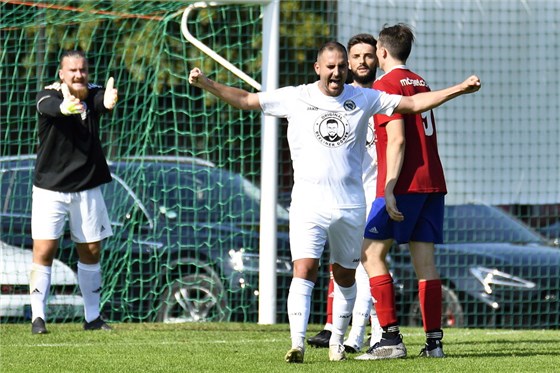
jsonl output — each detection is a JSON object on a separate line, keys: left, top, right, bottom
{"left": 188, "top": 68, "right": 210, "bottom": 88}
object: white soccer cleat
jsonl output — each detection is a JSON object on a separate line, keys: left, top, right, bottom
{"left": 355, "top": 335, "right": 407, "bottom": 360}
{"left": 328, "top": 344, "right": 347, "bottom": 361}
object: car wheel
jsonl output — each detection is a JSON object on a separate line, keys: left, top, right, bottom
{"left": 157, "top": 274, "right": 230, "bottom": 323}
{"left": 407, "top": 284, "right": 465, "bottom": 328}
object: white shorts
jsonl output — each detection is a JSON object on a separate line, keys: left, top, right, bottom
{"left": 289, "top": 204, "right": 365, "bottom": 269}
{"left": 32, "top": 186, "right": 113, "bottom": 243}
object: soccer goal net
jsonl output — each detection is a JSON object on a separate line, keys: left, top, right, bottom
{"left": 1, "top": 0, "right": 278, "bottom": 325}
{"left": 1, "top": 0, "right": 558, "bottom": 330}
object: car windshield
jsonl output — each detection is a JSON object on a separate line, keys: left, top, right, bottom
{"left": 112, "top": 162, "right": 289, "bottom": 224}
{"left": 0, "top": 167, "right": 33, "bottom": 217}
{"left": 444, "top": 204, "right": 544, "bottom": 244}
{"left": 101, "top": 174, "right": 153, "bottom": 228}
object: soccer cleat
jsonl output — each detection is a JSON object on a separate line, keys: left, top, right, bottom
{"left": 31, "top": 317, "right": 48, "bottom": 334}
{"left": 285, "top": 347, "right": 305, "bottom": 363}
{"left": 343, "top": 343, "right": 360, "bottom": 353}
{"left": 83, "top": 316, "right": 112, "bottom": 331}
{"left": 307, "top": 329, "right": 331, "bottom": 348}
{"left": 344, "top": 333, "right": 364, "bottom": 353}
{"left": 419, "top": 339, "right": 445, "bottom": 358}
{"left": 329, "top": 344, "right": 347, "bottom": 361}
{"left": 355, "top": 334, "right": 407, "bottom": 360}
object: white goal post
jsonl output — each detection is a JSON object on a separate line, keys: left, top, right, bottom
{"left": 180, "top": 0, "right": 280, "bottom": 325}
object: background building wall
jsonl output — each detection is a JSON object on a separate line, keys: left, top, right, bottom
{"left": 338, "top": 0, "right": 559, "bottom": 205}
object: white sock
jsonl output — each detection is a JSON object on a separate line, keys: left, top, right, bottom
{"left": 287, "top": 277, "right": 314, "bottom": 349}
{"left": 77, "top": 262, "right": 102, "bottom": 323}
{"left": 370, "top": 306, "right": 383, "bottom": 346}
{"left": 330, "top": 281, "right": 356, "bottom": 346}
{"left": 29, "top": 263, "right": 51, "bottom": 322}
{"left": 346, "top": 264, "right": 372, "bottom": 345}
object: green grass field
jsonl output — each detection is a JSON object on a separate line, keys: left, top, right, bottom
{"left": 1, "top": 323, "right": 559, "bottom": 372}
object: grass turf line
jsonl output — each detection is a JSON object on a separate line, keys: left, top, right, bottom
{"left": 1, "top": 323, "right": 559, "bottom": 372}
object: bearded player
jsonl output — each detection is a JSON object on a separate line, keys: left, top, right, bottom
{"left": 30, "top": 50, "right": 117, "bottom": 334}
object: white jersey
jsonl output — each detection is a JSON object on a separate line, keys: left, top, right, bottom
{"left": 363, "top": 116, "right": 377, "bottom": 210}
{"left": 258, "top": 82, "right": 400, "bottom": 208}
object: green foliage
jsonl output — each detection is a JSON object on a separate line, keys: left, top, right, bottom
{"left": 4, "top": 0, "right": 334, "bottom": 94}
{"left": 1, "top": 324, "right": 559, "bottom": 372}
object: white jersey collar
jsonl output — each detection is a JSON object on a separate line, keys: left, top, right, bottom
{"left": 375, "top": 65, "right": 408, "bottom": 81}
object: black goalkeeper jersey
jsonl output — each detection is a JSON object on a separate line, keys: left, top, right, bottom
{"left": 34, "top": 82, "right": 112, "bottom": 193}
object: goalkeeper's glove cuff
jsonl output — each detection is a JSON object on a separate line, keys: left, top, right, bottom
{"left": 60, "top": 100, "right": 84, "bottom": 115}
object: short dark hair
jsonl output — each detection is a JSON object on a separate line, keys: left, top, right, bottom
{"left": 347, "top": 33, "right": 377, "bottom": 52}
{"left": 59, "top": 50, "right": 87, "bottom": 69}
{"left": 378, "top": 23, "right": 415, "bottom": 63}
{"left": 317, "top": 41, "right": 347, "bottom": 61}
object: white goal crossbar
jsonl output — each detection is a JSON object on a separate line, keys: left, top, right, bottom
{"left": 181, "top": 1, "right": 269, "bottom": 91}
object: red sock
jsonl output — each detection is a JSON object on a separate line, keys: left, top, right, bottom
{"left": 326, "top": 267, "right": 334, "bottom": 325}
{"left": 418, "top": 279, "right": 442, "bottom": 332}
{"left": 369, "top": 274, "right": 397, "bottom": 328}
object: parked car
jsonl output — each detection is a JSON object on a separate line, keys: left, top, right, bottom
{"left": 392, "top": 203, "right": 560, "bottom": 329}
{"left": 536, "top": 221, "right": 560, "bottom": 246}
{"left": 0, "top": 241, "right": 83, "bottom": 321}
{"left": 0, "top": 155, "right": 307, "bottom": 323}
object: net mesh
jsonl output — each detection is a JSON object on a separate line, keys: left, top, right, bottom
{"left": 1, "top": 0, "right": 558, "bottom": 329}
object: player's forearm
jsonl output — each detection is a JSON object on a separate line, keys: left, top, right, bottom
{"left": 397, "top": 83, "right": 464, "bottom": 114}
{"left": 396, "top": 75, "right": 480, "bottom": 114}
{"left": 384, "top": 136, "right": 405, "bottom": 195}
{"left": 200, "top": 78, "right": 258, "bottom": 110}
{"left": 36, "top": 95, "right": 66, "bottom": 117}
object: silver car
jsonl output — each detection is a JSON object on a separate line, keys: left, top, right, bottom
{"left": 0, "top": 241, "right": 83, "bottom": 321}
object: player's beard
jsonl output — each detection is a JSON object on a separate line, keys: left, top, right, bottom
{"left": 71, "top": 85, "right": 89, "bottom": 101}
{"left": 353, "top": 69, "right": 376, "bottom": 86}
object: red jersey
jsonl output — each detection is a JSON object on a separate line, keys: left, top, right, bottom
{"left": 373, "top": 66, "right": 447, "bottom": 197}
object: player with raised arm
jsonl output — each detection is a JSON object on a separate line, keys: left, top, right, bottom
{"left": 189, "top": 41, "right": 480, "bottom": 363}
{"left": 307, "top": 33, "right": 382, "bottom": 353}
{"left": 30, "top": 50, "right": 117, "bottom": 334}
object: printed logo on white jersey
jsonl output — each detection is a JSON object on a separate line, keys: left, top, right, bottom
{"left": 314, "top": 112, "right": 349, "bottom": 147}
{"left": 366, "top": 117, "right": 376, "bottom": 148}
{"left": 307, "top": 106, "right": 318, "bottom": 111}
{"left": 343, "top": 100, "right": 356, "bottom": 111}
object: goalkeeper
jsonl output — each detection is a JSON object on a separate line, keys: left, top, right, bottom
{"left": 30, "top": 50, "right": 118, "bottom": 334}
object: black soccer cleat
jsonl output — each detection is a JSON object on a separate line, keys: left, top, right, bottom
{"left": 344, "top": 344, "right": 360, "bottom": 353}
{"left": 31, "top": 317, "right": 48, "bottom": 335}
{"left": 307, "top": 329, "right": 331, "bottom": 348}
{"left": 420, "top": 329, "right": 445, "bottom": 357}
{"left": 419, "top": 338, "right": 445, "bottom": 358}
{"left": 83, "top": 316, "right": 112, "bottom": 331}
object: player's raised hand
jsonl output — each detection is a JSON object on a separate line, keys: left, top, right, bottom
{"left": 103, "top": 77, "right": 118, "bottom": 110}
{"left": 188, "top": 68, "right": 208, "bottom": 88}
{"left": 59, "top": 83, "right": 85, "bottom": 115}
{"left": 462, "top": 75, "right": 481, "bottom": 94}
